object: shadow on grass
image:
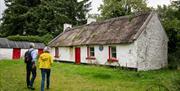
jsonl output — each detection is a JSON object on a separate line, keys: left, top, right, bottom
{"left": 93, "top": 73, "right": 111, "bottom": 79}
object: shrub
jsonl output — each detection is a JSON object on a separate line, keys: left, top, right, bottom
{"left": 7, "top": 35, "right": 43, "bottom": 43}
{"left": 168, "top": 48, "right": 180, "bottom": 70}
{"left": 7, "top": 35, "right": 53, "bottom": 45}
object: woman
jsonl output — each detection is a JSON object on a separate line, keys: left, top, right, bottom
{"left": 38, "top": 47, "right": 53, "bottom": 91}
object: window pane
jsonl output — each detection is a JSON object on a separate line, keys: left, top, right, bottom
{"left": 111, "top": 47, "right": 116, "bottom": 53}
{"left": 90, "top": 51, "right": 94, "bottom": 56}
{"left": 110, "top": 46, "right": 116, "bottom": 58}
{"left": 112, "top": 53, "right": 116, "bottom": 58}
{"left": 89, "top": 47, "right": 94, "bottom": 57}
{"left": 90, "top": 47, "right": 94, "bottom": 52}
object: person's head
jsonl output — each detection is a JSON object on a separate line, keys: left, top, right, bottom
{"left": 43, "top": 46, "right": 51, "bottom": 53}
{"left": 29, "top": 43, "right": 35, "bottom": 48}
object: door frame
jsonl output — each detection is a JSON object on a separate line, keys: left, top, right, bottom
{"left": 12, "top": 48, "right": 21, "bottom": 60}
{"left": 75, "top": 47, "right": 81, "bottom": 64}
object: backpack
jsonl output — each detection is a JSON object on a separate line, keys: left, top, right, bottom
{"left": 24, "top": 50, "right": 33, "bottom": 63}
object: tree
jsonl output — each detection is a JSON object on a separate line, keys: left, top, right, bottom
{"left": 99, "top": 0, "right": 149, "bottom": 19}
{"left": 157, "top": 0, "right": 180, "bottom": 68}
{"left": 0, "top": 0, "right": 91, "bottom": 37}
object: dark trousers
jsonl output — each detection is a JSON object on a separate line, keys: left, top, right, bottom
{"left": 26, "top": 64, "right": 36, "bottom": 87}
{"left": 41, "top": 69, "right": 51, "bottom": 91}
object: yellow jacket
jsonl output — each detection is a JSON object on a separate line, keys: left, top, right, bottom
{"left": 38, "top": 52, "right": 53, "bottom": 69}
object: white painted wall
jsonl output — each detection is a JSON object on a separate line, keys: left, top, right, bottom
{"left": 21, "top": 49, "right": 28, "bottom": 59}
{"left": 0, "top": 48, "right": 13, "bottom": 60}
{"left": 136, "top": 13, "right": 168, "bottom": 71}
{"left": 53, "top": 47, "right": 75, "bottom": 62}
{"left": 52, "top": 44, "right": 137, "bottom": 68}
{"left": 0, "top": 48, "right": 39, "bottom": 60}
{"left": 116, "top": 44, "right": 136, "bottom": 68}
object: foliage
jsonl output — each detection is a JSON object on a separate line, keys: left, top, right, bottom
{"left": 41, "top": 34, "right": 53, "bottom": 45}
{"left": 157, "top": 1, "right": 180, "bottom": 68}
{"left": 7, "top": 35, "right": 43, "bottom": 42}
{"left": 171, "top": 73, "right": 180, "bottom": 91}
{"left": 0, "top": 0, "right": 91, "bottom": 37}
{"left": 0, "top": 60, "right": 178, "bottom": 91}
{"left": 99, "top": 0, "right": 149, "bottom": 19}
{"left": 7, "top": 35, "right": 53, "bottom": 45}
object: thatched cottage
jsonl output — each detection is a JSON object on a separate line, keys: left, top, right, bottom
{"left": 49, "top": 12, "right": 168, "bottom": 71}
{"left": 0, "top": 38, "right": 45, "bottom": 60}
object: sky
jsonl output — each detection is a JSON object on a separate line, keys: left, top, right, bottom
{"left": 0, "top": 0, "right": 171, "bottom": 18}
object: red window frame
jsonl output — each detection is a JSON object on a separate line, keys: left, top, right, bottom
{"left": 108, "top": 46, "right": 118, "bottom": 62}
{"left": 86, "top": 46, "right": 96, "bottom": 60}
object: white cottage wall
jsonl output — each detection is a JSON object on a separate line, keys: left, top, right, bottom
{"left": 80, "top": 46, "right": 87, "bottom": 63}
{"left": 58, "top": 47, "right": 72, "bottom": 62}
{"left": 116, "top": 44, "right": 136, "bottom": 68}
{"left": 51, "top": 44, "right": 137, "bottom": 68}
{"left": 0, "top": 48, "right": 13, "bottom": 59}
{"left": 50, "top": 48, "right": 55, "bottom": 58}
{"left": 94, "top": 46, "right": 109, "bottom": 64}
{"left": 21, "top": 49, "right": 28, "bottom": 58}
{"left": 136, "top": 13, "right": 168, "bottom": 71}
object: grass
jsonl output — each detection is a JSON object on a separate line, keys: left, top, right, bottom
{"left": 0, "top": 59, "right": 179, "bottom": 91}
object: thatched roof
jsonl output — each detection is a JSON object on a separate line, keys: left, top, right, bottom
{"left": 0, "top": 38, "right": 45, "bottom": 49}
{"left": 49, "top": 12, "right": 154, "bottom": 47}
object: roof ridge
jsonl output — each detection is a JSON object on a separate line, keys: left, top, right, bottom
{"left": 70, "top": 12, "right": 151, "bottom": 30}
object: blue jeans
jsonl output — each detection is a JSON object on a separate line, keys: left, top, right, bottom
{"left": 41, "top": 69, "right": 51, "bottom": 91}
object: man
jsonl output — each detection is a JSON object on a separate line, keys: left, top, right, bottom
{"left": 24, "top": 43, "right": 37, "bottom": 90}
{"left": 38, "top": 46, "right": 53, "bottom": 91}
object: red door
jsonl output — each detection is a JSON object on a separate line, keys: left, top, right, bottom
{"left": 75, "top": 47, "right": 81, "bottom": 64}
{"left": 12, "top": 48, "right": 21, "bottom": 59}
{"left": 38, "top": 49, "right": 43, "bottom": 55}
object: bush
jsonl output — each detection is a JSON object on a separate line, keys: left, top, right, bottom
{"left": 41, "top": 34, "right": 53, "bottom": 45}
{"left": 7, "top": 35, "right": 53, "bottom": 45}
{"left": 7, "top": 35, "right": 43, "bottom": 43}
{"left": 168, "top": 54, "right": 178, "bottom": 69}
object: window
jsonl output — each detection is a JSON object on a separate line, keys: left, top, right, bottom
{"left": 90, "top": 47, "right": 95, "bottom": 57}
{"left": 108, "top": 46, "right": 118, "bottom": 62}
{"left": 86, "top": 46, "right": 96, "bottom": 60}
{"left": 55, "top": 47, "right": 59, "bottom": 58}
{"left": 110, "top": 46, "right": 116, "bottom": 58}
{"left": 111, "top": 47, "right": 116, "bottom": 58}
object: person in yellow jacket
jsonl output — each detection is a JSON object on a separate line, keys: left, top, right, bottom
{"left": 38, "top": 47, "right": 53, "bottom": 91}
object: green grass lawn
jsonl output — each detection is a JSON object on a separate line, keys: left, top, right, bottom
{"left": 0, "top": 59, "right": 179, "bottom": 91}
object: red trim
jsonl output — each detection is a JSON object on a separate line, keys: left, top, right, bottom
{"left": 108, "top": 46, "right": 110, "bottom": 59}
{"left": 87, "top": 47, "right": 89, "bottom": 57}
{"left": 107, "top": 58, "right": 118, "bottom": 63}
{"left": 86, "top": 57, "right": 96, "bottom": 60}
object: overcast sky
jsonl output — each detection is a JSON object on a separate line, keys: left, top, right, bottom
{"left": 0, "top": 0, "right": 171, "bottom": 18}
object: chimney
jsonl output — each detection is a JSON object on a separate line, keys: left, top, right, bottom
{"left": 87, "top": 18, "right": 96, "bottom": 24}
{"left": 63, "top": 23, "right": 72, "bottom": 31}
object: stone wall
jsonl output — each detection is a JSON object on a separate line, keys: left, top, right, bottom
{"left": 136, "top": 13, "right": 168, "bottom": 71}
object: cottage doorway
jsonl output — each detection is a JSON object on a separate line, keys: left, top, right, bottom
{"left": 12, "top": 48, "right": 21, "bottom": 59}
{"left": 38, "top": 49, "right": 43, "bottom": 55}
{"left": 75, "top": 47, "right": 81, "bottom": 64}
